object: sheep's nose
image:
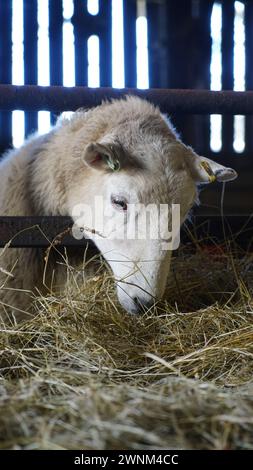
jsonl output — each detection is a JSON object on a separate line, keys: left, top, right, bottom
{"left": 117, "top": 289, "right": 156, "bottom": 314}
{"left": 133, "top": 296, "right": 154, "bottom": 313}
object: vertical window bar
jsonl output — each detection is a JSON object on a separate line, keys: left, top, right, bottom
{"left": 49, "top": 0, "right": 63, "bottom": 125}
{"left": 12, "top": 1, "right": 24, "bottom": 87}
{"left": 136, "top": 0, "right": 149, "bottom": 89}
{"left": 98, "top": 0, "right": 112, "bottom": 86}
{"left": 37, "top": 0, "right": 51, "bottom": 135}
{"left": 233, "top": 1, "right": 245, "bottom": 154}
{"left": 73, "top": 0, "right": 88, "bottom": 86}
{"left": 23, "top": 0, "right": 38, "bottom": 138}
{"left": 0, "top": 0, "right": 12, "bottom": 153}
{"left": 12, "top": 0, "right": 25, "bottom": 148}
{"left": 61, "top": 0, "right": 75, "bottom": 121}
{"left": 123, "top": 0, "right": 137, "bottom": 87}
{"left": 222, "top": 0, "right": 234, "bottom": 155}
{"left": 146, "top": 0, "right": 169, "bottom": 89}
{"left": 210, "top": 2, "right": 222, "bottom": 152}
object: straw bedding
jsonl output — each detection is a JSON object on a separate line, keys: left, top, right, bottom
{"left": 0, "top": 238, "right": 253, "bottom": 450}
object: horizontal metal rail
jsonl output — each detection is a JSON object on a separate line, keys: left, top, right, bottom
{"left": 0, "top": 85, "right": 253, "bottom": 114}
{"left": 0, "top": 216, "right": 252, "bottom": 248}
{"left": 0, "top": 216, "right": 83, "bottom": 248}
{"left": 0, "top": 86, "right": 252, "bottom": 249}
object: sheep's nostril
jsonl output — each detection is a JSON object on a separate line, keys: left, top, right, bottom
{"left": 133, "top": 296, "right": 154, "bottom": 311}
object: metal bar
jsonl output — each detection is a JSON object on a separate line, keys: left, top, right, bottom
{"left": 123, "top": 0, "right": 137, "bottom": 88}
{"left": 221, "top": 0, "right": 234, "bottom": 155}
{"left": 99, "top": 0, "right": 112, "bottom": 87}
{"left": 0, "top": 216, "right": 83, "bottom": 248}
{"left": 0, "top": 85, "right": 253, "bottom": 114}
{"left": 49, "top": 0, "right": 63, "bottom": 125}
{"left": 23, "top": 0, "right": 38, "bottom": 137}
{"left": 72, "top": 0, "right": 88, "bottom": 86}
{"left": 0, "top": 0, "right": 12, "bottom": 153}
{"left": 147, "top": 0, "right": 169, "bottom": 89}
{"left": 49, "top": 0, "right": 63, "bottom": 87}
{"left": 0, "top": 215, "right": 252, "bottom": 248}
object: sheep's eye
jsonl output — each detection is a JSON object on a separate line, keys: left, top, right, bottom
{"left": 111, "top": 195, "right": 128, "bottom": 211}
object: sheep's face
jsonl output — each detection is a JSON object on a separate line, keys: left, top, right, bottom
{"left": 68, "top": 116, "right": 237, "bottom": 314}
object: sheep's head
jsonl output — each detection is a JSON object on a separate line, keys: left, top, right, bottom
{"left": 68, "top": 98, "right": 237, "bottom": 314}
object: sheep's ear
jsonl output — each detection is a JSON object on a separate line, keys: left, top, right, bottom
{"left": 186, "top": 152, "right": 238, "bottom": 184}
{"left": 83, "top": 142, "right": 121, "bottom": 172}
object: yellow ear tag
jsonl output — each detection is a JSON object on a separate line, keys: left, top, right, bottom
{"left": 200, "top": 160, "right": 216, "bottom": 183}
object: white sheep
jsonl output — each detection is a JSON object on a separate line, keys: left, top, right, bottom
{"left": 0, "top": 96, "right": 237, "bottom": 320}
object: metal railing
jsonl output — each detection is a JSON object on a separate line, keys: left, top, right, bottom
{"left": 0, "top": 85, "right": 253, "bottom": 114}
{"left": 0, "top": 85, "right": 252, "bottom": 248}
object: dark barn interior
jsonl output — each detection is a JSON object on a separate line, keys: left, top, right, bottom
{"left": 0, "top": 0, "right": 253, "bottom": 454}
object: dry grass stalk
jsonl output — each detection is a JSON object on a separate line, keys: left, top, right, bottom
{"left": 0, "top": 236, "right": 252, "bottom": 449}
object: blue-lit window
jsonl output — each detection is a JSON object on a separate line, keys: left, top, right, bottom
{"left": 63, "top": 0, "right": 75, "bottom": 87}
{"left": 88, "top": 35, "right": 100, "bottom": 87}
{"left": 87, "top": 0, "right": 99, "bottom": 16}
{"left": 12, "top": 0, "right": 24, "bottom": 148}
{"left": 37, "top": 0, "right": 51, "bottom": 136}
{"left": 12, "top": 0, "right": 150, "bottom": 146}
{"left": 11, "top": 0, "right": 246, "bottom": 154}
{"left": 136, "top": 0, "right": 149, "bottom": 89}
{"left": 210, "top": 1, "right": 246, "bottom": 153}
{"left": 112, "top": 0, "right": 125, "bottom": 88}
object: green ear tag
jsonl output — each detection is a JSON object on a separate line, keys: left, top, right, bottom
{"left": 105, "top": 155, "right": 121, "bottom": 172}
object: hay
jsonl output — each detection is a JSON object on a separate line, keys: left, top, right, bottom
{"left": 0, "top": 240, "right": 253, "bottom": 450}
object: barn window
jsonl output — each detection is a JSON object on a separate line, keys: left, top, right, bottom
{"left": 112, "top": 0, "right": 125, "bottom": 88}
{"left": 87, "top": 0, "right": 99, "bottom": 16}
{"left": 37, "top": 0, "right": 51, "bottom": 135}
{"left": 12, "top": 0, "right": 24, "bottom": 149}
{"left": 210, "top": 0, "right": 246, "bottom": 153}
{"left": 87, "top": 35, "right": 100, "bottom": 87}
{"left": 11, "top": 0, "right": 150, "bottom": 147}
{"left": 4, "top": 0, "right": 250, "bottom": 155}
{"left": 136, "top": 0, "right": 149, "bottom": 89}
{"left": 63, "top": 0, "right": 75, "bottom": 87}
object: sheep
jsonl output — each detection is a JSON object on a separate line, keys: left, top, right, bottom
{"left": 0, "top": 96, "right": 237, "bottom": 320}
